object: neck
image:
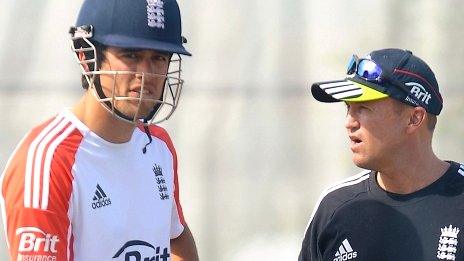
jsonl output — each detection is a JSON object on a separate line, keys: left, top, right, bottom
{"left": 72, "top": 91, "right": 136, "bottom": 143}
{"left": 376, "top": 147, "right": 449, "bottom": 194}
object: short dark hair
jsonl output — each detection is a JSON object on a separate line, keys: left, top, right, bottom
{"left": 427, "top": 114, "right": 437, "bottom": 131}
{"left": 72, "top": 39, "right": 108, "bottom": 89}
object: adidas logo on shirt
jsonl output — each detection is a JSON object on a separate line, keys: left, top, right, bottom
{"left": 333, "top": 239, "right": 357, "bottom": 261}
{"left": 91, "top": 184, "right": 112, "bottom": 209}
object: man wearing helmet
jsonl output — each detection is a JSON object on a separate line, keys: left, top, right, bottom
{"left": 0, "top": 0, "right": 199, "bottom": 260}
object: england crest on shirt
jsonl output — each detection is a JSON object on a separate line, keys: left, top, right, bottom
{"left": 437, "top": 225, "right": 460, "bottom": 260}
{"left": 153, "top": 164, "right": 169, "bottom": 200}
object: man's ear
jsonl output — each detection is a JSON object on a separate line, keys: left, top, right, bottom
{"left": 406, "top": 107, "right": 427, "bottom": 134}
{"left": 78, "top": 51, "right": 90, "bottom": 72}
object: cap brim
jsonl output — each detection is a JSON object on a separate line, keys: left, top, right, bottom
{"left": 94, "top": 34, "right": 192, "bottom": 56}
{"left": 311, "top": 79, "right": 388, "bottom": 103}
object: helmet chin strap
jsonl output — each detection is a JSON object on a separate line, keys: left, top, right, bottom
{"left": 141, "top": 91, "right": 164, "bottom": 154}
{"left": 141, "top": 97, "right": 163, "bottom": 154}
{"left": 91, "top": 78, "right": 165, "bottom": 154}
{"left": 142, "top": 123, "right": 153, "bottom": 154}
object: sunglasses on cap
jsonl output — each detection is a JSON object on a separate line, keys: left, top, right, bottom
{"left": 345, "top": 52, "right": 427, "bottom": 108}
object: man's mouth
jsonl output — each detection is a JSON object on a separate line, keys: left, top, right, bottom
{"left": 129, "top": 88, "right": 154, "bottom": 98}
{"left": 349, "top": 135, "right": 362, "bottom": 150}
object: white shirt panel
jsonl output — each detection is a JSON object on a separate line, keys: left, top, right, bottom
{"left": 64, "top": 110, "right": 181, "bottom": 261}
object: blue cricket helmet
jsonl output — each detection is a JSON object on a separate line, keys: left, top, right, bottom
{"left": 75, "top": 0, "right": 191, "bottom": 56}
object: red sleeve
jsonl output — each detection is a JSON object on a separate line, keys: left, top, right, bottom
{"left": 1, "top": 117, "right": 82, "bottom": 261}
{"left": 6, "top": 208, "right": 70, "bottom": 260}
{"left": 140, "top": 125, "right": 186, "bottom": 225}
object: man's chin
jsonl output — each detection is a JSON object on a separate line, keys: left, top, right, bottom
{"left": 352, "top": 155, "right": 372, "bottom": 170}
{"left": 117, "top": 105, "right": 153, "bottom": 119}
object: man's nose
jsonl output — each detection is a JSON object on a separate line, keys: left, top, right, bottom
{"left": 137, "top": 58, "right": 155, "bottom": 74}
{"left": 345, "top": 111, "right": 360, "bottom": 132}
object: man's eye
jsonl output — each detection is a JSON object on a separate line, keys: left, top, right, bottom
{"left": 122, "top": 53, "right": 137, "bottom": 59}
{"left": 153, "top": 55, "right": 168, "bottom": 62}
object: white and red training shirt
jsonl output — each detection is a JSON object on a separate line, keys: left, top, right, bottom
{"left": 0, "top": 109, "right": 185, "bottom": 260}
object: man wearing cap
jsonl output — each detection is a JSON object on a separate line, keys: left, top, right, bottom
{"left": 299, "top": 48, "right": 464, "bottom": 261}
{"left": 0, "top": 0, "right": 199, "bottom": 260}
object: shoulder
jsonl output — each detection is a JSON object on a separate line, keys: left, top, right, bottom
{"left": 445, "top": 161, "right": 464, "bottom": 189}
{"left": 5, "top": 115, "right": 84, "bottom": 167}
{"left": 2, "top": 114, "right": 84, "bottom": 209}
{"left": 136, "top": 125, "right": 177, "bottom": 159}
{"left": 301, "top": 170, "right": 371, "bottom": 242}
{"left": 137, "top": 125, "right": 174, "bottom": 146}
{"left": 455, "top": 162, "right": 464, "bottom": 176}
{"left": 310, "top": 170, "right": 371, "bottom": 223}
{"left": 322, "top": 170, "right": 371, "bottom": 202}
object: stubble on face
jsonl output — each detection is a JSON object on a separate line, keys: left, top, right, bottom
{"left": 346, "top": 98, "right": 410, "bottom": 171}
{"left": 111, "top": 76, "right": 164, "bottom": 120}
{"left": 96, "top": 47, "right": 169, "bottom": 121}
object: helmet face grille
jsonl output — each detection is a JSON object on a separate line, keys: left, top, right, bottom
{"left": 69, "top": 0, "right": 190, "bottom": 125}
{"left": 71, "top": 32, "right": 185, "bottom": 125}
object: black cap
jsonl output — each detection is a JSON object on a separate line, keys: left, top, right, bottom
{"left": 311, "top": 48, "right": 443, "bottom": 115}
